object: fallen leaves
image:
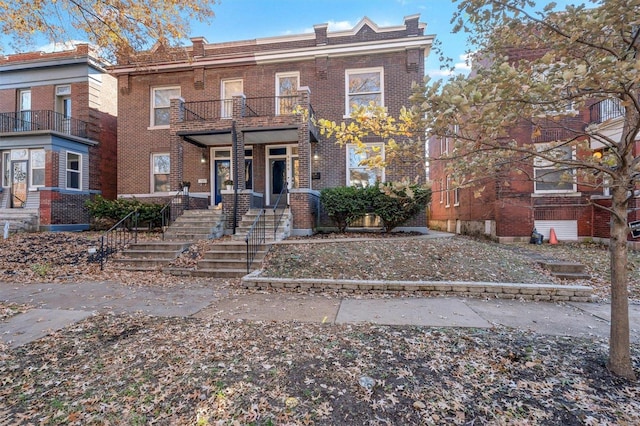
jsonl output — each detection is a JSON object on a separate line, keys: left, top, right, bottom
{"left": 0, "top": 314, "right": 638, "bottom": 424}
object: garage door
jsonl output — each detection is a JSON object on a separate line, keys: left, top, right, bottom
{"left": 534, "top": 220, "right": 578, "bottom": 242}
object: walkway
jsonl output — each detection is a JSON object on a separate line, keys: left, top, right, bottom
{"left": 1, "top": 280, "right": 639, "bottom": 348}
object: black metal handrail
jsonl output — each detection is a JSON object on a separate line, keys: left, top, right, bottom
{"left": 94, "top": 210, "right": 139, "bottom": 270}
{"left": 245, "top": 208, "right": 266, "bottom": 274}
{"left": 160, "top": 190, "right": 189, "bottom": 240}
{"left": 0, "top": 110, "right": 88, "bottom": 138}
{"left": 272, "top": 181, "right": 288, "bottom": 240}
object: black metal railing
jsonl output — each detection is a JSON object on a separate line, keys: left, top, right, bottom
{"left": 0, "top": 110, "right": 88, "bottom": 138}
{"left": 93, "top": 211, "right": 139, "bottom": 270}
{"left": 590, "top": 98, "right": 624, "bottom": 124}
{"left": 272, "top": 181, "right": 288, "bottom": 240}
{"left": 245, "top": 208, "right": 266, "bottom": 274}
{"left": 160, "top": 190, "right": 189, "bottom": 240}
{"left": 182, "top": 100, "right": 226, "bottom": 121}
{"left": 245, "top": 95, "right": 298, "bottom": 117}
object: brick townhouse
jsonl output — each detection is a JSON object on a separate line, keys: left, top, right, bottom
{"left": 111, "top": 15, "right": 433, "bottom": 235}
{"left": 0, "top": 44, "right": 118, "bottom": 231}
{"left": 428, "top": 48, "right": 640, "bottom": 245}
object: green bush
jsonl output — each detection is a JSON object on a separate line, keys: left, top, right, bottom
{"left": 320, "top": 186, "right": 369, "bottom": 232}
{"left": 371, "top": 182, "right": 431, "bottom": 232}
{"left": 320, "top": 182, "right": 431, "bottom": 233}
{"left": 85, "top": 196, "right": 164, "bottom": 228}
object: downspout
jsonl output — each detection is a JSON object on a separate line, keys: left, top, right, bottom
{"left": 232, "top": 121, "right": 238, "bottom": 234}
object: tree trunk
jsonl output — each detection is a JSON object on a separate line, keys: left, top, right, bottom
{"left": 608, "top": 185, "right": 636, "bottom": 380}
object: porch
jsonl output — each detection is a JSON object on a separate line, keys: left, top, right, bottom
{"left": 168, "top": 88, "right": 321, "bottom": 236}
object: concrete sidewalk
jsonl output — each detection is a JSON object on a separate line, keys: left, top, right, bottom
{"left": 2, "top": 280, "right": 639, "bottom": 348}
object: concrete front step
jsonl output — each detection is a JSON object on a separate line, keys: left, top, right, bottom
{"left": 0, "top": 208, "right": 39, "bottom": 233}
{"left": 114, "top": 241, "right": 191, "bottom": 269}
{"left": 165, "top": 267, "right": 250, "bottom": 278}
{"left": 539, "top": 261, "right": 590, "bottom": 280}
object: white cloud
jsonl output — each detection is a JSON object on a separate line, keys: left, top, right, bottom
{"left": 427, "top": 53, "right": 473, "bottom": 79}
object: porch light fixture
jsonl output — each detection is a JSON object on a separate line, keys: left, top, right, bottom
{"left": 313, "top": 147, "right": 319, "bottom": 160}
{"left": 200, "top": 151, "right": 208, "bottom": 164}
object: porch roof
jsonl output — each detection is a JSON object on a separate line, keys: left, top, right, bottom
{"left": 178, "top": 125, "right": 314, "bottom": 147}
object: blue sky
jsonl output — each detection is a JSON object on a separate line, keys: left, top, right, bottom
{"left": 193, "top": 0, "right": 468, "bottom": 78}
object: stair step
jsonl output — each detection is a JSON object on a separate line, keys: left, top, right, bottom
{"left": 539, "top": 261, "right": 586, "bottom": 274}
{"left": 127, "top": 242, "right": 191, "bottom": 251}
{"left": 164, "top": 267, "right": 250, "bottom": 278}
{"left": 551, "top": 272, "right": 591, "bottom": 280}
{"left": 113, "top": 258, "right": 175, "bottom": 268}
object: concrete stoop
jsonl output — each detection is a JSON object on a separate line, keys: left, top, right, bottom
{"left": 163, "top": 209, "right": 225, "bottom": 241}
{"left": 241, "top": 272, "right": 594, "bottom": 302}
{"left": 164, "top": 241, "right": 270, "bottom": 279}
{"left": 113, "top": 241, "right": 192, "bottom": 271}
{"left": 231, "top": 208, "right": 291, "bottom": 242}
{"left": 539, "top": 261, "right": 591, "bottom": 281}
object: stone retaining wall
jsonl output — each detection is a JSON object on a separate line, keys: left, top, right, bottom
{"left": 242, "top": 271, "right": 593, "bottom": 302}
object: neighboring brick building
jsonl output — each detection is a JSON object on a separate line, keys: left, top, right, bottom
{"left": 428, "top": 51, "right": 640, "bottom": 245}
{"left": 111, "top": 15, "right": 433, "bottom": 235}
{"left": 0, "top": 44, "right": 118, "bottom": 231}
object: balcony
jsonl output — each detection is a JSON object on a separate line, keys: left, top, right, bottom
{"left": 0, "top": 110, "right": 88, "bottom": 139}
{"left": 181, "top": 95, "right": 312, "bottom": 122}
{"left": 590, "top": 98, "right": 624, "bottom": 124}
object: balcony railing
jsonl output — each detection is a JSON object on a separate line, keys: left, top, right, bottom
{"left": 590, "top": 98, "right": 624, "bottom": 124}
{"left": 0, "top": 110, "right": 88, "bottom": 138}
{"left": 181, "top": 95, "right": 303, "bottom": 122}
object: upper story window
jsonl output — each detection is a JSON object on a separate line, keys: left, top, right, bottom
{"left": 345, "top": 67, "right": 384, "bottom": 116}
{"left": 346, "top": 143, "right": 384, "bottom": 187}
{"left": 151, "top": 86, "right": 180, "bottom": 127}
{"left": 66, "top": 151, "right": 82, "bottom": 190}
{"left": 276, "top": 72, "right": 299, "bottom": 115}
{"left": 534, "top": 144, "right": 576, "bottom": 193}
{"left": 221, "top": 79, "right": 243, "bottom": 119}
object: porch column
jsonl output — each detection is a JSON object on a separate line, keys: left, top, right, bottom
{"left": 169, "top": 97, "right": 185, "bottom": 191}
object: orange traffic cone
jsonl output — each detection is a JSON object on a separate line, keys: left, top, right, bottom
{"left": 549, "top": 228, "right": 558, "bottom": 245}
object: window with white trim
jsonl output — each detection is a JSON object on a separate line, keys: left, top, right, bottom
{"left": 346, "top": 143, "right": 384, "bottom": 187}
{"left": 439, "top": 178, "right": 444, "bottom": 204}
{"left": 345, "top": 67, "right": 384, "bottom": 116}
{"left": 445, "top": 176, "right": 451, "bottom": 207}
{"left": 152, "top": 153, "right": 170, "bottom": 192}
{"left": 66, "top": 151, "right": 81, "bottom": 190}
{"left": 534, "top": 144, "right": 576, "bottom": 193}
{"left": 151, "top": 86, "right": 180, "bottom": 127}
{"left": 276, "top": 72, "right": 299, "bottom": 115}
{"left": 221, "top": 79, "right": 243, "bottom": 118}
{"left": 30, "top": 149, "right": 45, "bottom": 188}
{"left": 453, "top": 185, "right": 460, "bottom": 206}
{"left": 2, "top": 152, "right": 9, "bottom": 187}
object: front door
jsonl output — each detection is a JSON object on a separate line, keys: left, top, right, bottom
{"left": 266, "top": 145, "right": 298, "bottom": 205}
{"left": 214, "top": 159, "right": 231, "bottom": 205}
{"left": 10, "top": 160, "right": 27, "bottom": 208}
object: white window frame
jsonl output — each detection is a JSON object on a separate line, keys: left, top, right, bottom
{"left": 221, "top": 79, "right": 243, "bottom": 119}
{"left": 534, "top": 144, "right": 576, "bottom": 194}
{"left": 65, "top": 151, "right": 82, "bottom": 190}
{"left": 150, "top": 86, "right": 181, "bottom": 128}
{"left": 345, "top": 67, "right": 384, "bottom": 117}
{"left": 151, "top": 153, "right": 171, "bottom": 193}
{"left": 454, "top": 185, "right": 460, "bottom": 206}
{"left": 439, "top": 178, "right": 444, "bottom": 204}
{"left": 275, "top": 72, "right": 300, "bottom": 115}
{"left": 346, "top": 143, "right": 385, "bottom": 187}
{"left": 29, "top": 149, "right": 46, "bottom": 189}
{"left": 445, "top": 176, "right": 451, "bottom": 207}
{"left": 2, "top": 152, "right": 10, "bottom": 187}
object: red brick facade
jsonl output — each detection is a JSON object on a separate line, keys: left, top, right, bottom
{"left": 112, "top": 16, "right": 432, "bottom": 235}
{"left": 0, "top": 44, "right": 118, "bottom": 231}
{"left": 428, "top": 46, "right": 640, "bottom": 246}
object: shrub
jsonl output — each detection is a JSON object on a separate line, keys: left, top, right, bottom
{"left": 320, "top": 182, "right": 431, "bottom": 233}
{"left": 320, "top": 186, "right": 369, "bottom": 232}
{"left": 372, "top": 181, "right": 431, "bottom": 232}
{"left": 85, "top": 196, "right": 164, "bottom": 228}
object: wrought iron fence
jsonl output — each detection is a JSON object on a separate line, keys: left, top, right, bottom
{"left": 0, "top": 110, "right": 88, "bottom": 138}
{"left": 245, "top": 208, "right": 266, "bottom": 274}
{"left": 182, "top": 100, "right": 226, "bottom": 121}
{"left": 92, "top": 211, "right": 139, "bottom": 270}
{"left": 245, "top": 96, "right": 298, "bottom": 117}
{"left": 272, "top": 181, "right": 288, "bottom": 240}
{"left": 160, "top": 190, "right": 189, "bottom": 240}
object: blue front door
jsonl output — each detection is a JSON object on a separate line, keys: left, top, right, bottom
{"left": 214, "top": 159, "right": 230, "bottom": 205}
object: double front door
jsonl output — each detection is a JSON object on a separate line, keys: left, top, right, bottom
{"left": 209, "top": 145, "right": 298, "bottom": 206}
